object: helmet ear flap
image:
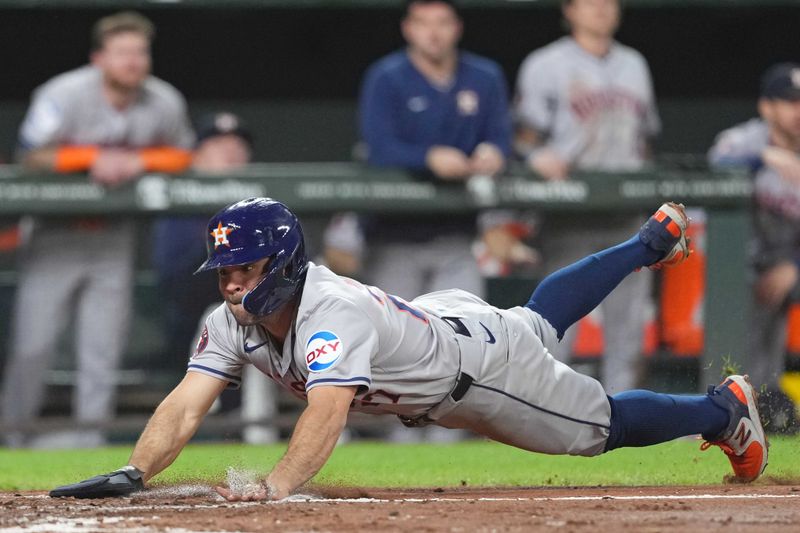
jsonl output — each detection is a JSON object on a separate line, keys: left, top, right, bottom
{"left": 241, "top": 219, "right": 308, "bottom": 317}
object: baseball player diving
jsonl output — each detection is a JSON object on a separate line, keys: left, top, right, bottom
{"left": 50, "top": 198, "right": 768, "bottom": 500}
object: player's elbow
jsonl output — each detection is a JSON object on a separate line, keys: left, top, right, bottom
{"left": 308, "top": 385, "right": 356, "bottom": 422}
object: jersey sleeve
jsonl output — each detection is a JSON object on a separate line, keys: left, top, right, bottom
{"left": 161, "top": 93, "right": 195, "bottom": 150}
{"left": 707, "top": 124, "right": 763, "bottom": 170}
{"left": 187, "top": 305, "right": 245, "bottom": 389}
{"left": 298, "top": 299, "right": 376, "bottom": 393}
{"left": 17, "top": 85, "right": 68, "bottom": 152}
{"left": 640, "top": 59, "right": 661, "bottom": 138}
{"left": 514, "top": 51, "right": 557, "bottom": 134}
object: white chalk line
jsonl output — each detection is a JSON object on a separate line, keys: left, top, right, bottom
{"left": 12, "top": 491, "right": 800, "bottom": 511}
{"left": 5, "top": 492, "right": 799, "bottom": 533}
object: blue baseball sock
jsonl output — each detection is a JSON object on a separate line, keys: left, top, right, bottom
{"left": 525, "top": 235, "right": 661, "bottom": 339}
{"left": 604, "top": 390, "right": 730, "bottom": 451}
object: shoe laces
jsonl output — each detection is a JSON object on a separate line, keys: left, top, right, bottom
{"left": 700, "top": 440, "right": 735, "bottom": 456}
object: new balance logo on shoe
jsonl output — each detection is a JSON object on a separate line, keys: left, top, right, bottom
{"left": 701, "top": 375, "right": 768, "bottom": 482}
{"left": 735, "top": 424, "right": 752, "bottom": 449}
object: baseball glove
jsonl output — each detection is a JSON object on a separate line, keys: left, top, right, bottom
{"left": 49, "top": 466, "right": 144, "bottom": 499}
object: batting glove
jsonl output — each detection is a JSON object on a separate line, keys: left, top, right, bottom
{"left": 49, "top": 465, "right": 144, "bottom": 499}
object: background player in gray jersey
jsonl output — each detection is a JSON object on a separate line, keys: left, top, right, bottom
{"left": 708, "top": 63, "right": 800, "bottom": 433}
{"left": 513, "top": 0, "right": 660, "bottom": 393}
{"left": 1, "top": 12, "right": 194, "bottom": 448}
{"left": 50, "top": 197, "right": 768, "bottom": 500}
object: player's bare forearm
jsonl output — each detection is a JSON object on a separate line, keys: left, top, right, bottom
{"left": 21, "top": 147, "right": 58, "bottom": 170}
{"left": 215, "top": 385, "right": 357, "bottom": 501}
{"left": 266, "top": 386, "right": 356, "bottom": 497}
{"left": 128, "top": 399, "right": 197, "bottom": 482}
{"left": 129, "top": 373, "right": 226, "bottom": 483}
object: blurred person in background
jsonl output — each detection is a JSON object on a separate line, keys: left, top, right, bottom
{"left": 708, "top": 63, "right": 800, "bottom": 434}
{"left": 358, "top": 0, "right": 515, "bottom": 441}
{"left": 473, "top": 210, "right": 540, "bottom": 278}
{"left": 153, "top": 112, "right": 253, "bottom": 368}
{"left": 153, "top": 112, "right": 281, "bottom": 444}
{"left": 513, "top": 0, "right": 660, "bottom": 393}
{"left": 1, "top": 12, "right": 194, "bottom": 448}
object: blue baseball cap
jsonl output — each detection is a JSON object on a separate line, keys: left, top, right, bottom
{"left": 760, "top": 63, "right": 800, "bottom": 101}
{"left": 195, "top": 112, "right": 254, "bottom": 147}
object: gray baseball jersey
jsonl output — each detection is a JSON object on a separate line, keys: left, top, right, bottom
{"left": 18, "top": 65, "right": 194, "bottom": 152}
{"left": 708, "top": 118, "right": 800, "bottom": 388}
{"left": 708, "top": 118, "right": 800, "bottom": 269}
{"left": 189, "top": 263, "right": 611, "bottom": 456}
{"left": 709, "top": 118, "right": 800, "bottom": 222}
{"left": 515, "top": 37, "right": 660, "bottom": 170}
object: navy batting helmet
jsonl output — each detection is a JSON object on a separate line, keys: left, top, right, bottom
{"left": 195, "top": 197, "right": 308, "bottom": 316}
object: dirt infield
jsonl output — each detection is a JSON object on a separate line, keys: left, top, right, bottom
{"left": 2, "top": 484, "right": 799, "bottom": 532}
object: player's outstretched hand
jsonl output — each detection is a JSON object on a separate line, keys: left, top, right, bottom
{"left": 215, "top": 484, "right": 269, "bottom": 501}
{"left": 49, "top": 466, "right": 144, "bottom": 499}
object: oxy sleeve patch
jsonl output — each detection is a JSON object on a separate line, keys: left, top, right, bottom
{"left": 305, "top": 330, "right": 344, "bottom": 372}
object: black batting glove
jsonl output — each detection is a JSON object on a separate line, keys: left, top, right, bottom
{"left": 49, "top": 466, "right": 144, "bottom": 499}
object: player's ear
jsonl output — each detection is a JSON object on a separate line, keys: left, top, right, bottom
{"left": 757, "top": 98, "right": 773, "bottom": 122}
{"left": 561, "top": 0, "right": 573, "bottom": 31}
{"left": 454, "top": 17, "right": 464, "bottom": 40}
{"left": 90, "top": 50, "right": 103, "bottom": 67}
{"left": 401, "top": 16, "right": 412, "bottom": 42}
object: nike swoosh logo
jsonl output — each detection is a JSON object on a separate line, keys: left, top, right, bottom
{"left": 243, "top": 340, "right": 269, "bottom": 353}
{"left": 479, "top": 322, "right": 496, "bottom": 344}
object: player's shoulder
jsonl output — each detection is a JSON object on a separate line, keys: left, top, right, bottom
{"left": 517, "top": 38, "right": 573, "bottom": 82}
{"left": 32, "top": 65, "right": 98, "bottom": 100}
{"left": 709, "top": 118, "right": 770, "bottom": 162}
{"left": 295, "top": 265, "right": 375, "bottom": 345}
{"left": 611, "top": 41, "right": 646, "bottom": 60}
{"left": 715, "top": 118, "right": 769, "bottom": 146}
{"left": 300, "top": 264, "right": 364, "bottom": 309}
{"left": 722, "top": 117, "right": 768, "bottom": 136}
{"left": 610, "top": 41, "right": 651, "bottom": 68}
{"left": 142, "top": 75, "right": 189, "bottom": 110}
{"left": 521, "top": 37, "right": 573, "bottom": 67}
{"left": 298, "top": 264, "right": 376, "bottom": 321}
{"left": 459, "top": 51, "right": 504, "bottom": 80}
{"left": 365, "top": 50, "right": 410, "bottom": 81}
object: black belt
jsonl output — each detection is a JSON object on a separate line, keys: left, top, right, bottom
{"left": 398, "top": 315, "right": 476, "bottom": 428}
{"left": 450, "top": 372, "right": 474, "bottom": 402}
{"left": 398, "top": 371, "right": 474, "bottom": 428}
{"left": 440, "top": 315, "right": 475, "bottom": 402}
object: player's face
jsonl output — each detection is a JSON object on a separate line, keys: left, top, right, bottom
{"left": 193, "top": 135, "right": 252, "bottom": 173}
{"left": 402, "top": 2, "right": 462, "bottom": 63}
{"left": 762, "top": 99, "right": 800, "bottom": 141}
{"left": 564, "top": 0, "right": 620, "bottom": 39}
{"left": 218, "top": 257, "right": 271, "bottom": 326}
{"left": 92, "top": 31, "right": 151, "bottom": 91}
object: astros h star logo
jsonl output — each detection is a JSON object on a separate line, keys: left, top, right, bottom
{"left": 211, "top": 221, "right": 234, "bottom": 248}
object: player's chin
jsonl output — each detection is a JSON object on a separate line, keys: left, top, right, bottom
{"left": 227, "top": 301, "right": 260, "bottom": 326}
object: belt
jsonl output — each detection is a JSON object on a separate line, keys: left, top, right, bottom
{"left": 450, "top": 371, "right": 475, "bottom": 402}
{"left": 398, "top": 316, "right": 478, "bottom": 428}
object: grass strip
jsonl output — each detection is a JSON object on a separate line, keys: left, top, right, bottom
{"left": 1, "top": 436, "right": 797, "bottom": 491}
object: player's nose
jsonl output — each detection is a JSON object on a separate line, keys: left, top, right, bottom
{"left": 220, "top": 276, "right": 246, "bottom": 296}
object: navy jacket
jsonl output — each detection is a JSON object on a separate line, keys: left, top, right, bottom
{"left": 359, "top": 50, "right": 512, "bottom": 172}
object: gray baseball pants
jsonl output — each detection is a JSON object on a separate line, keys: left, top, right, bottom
{"left": 2, "top": 221, "right": 134, "bottom": 446}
